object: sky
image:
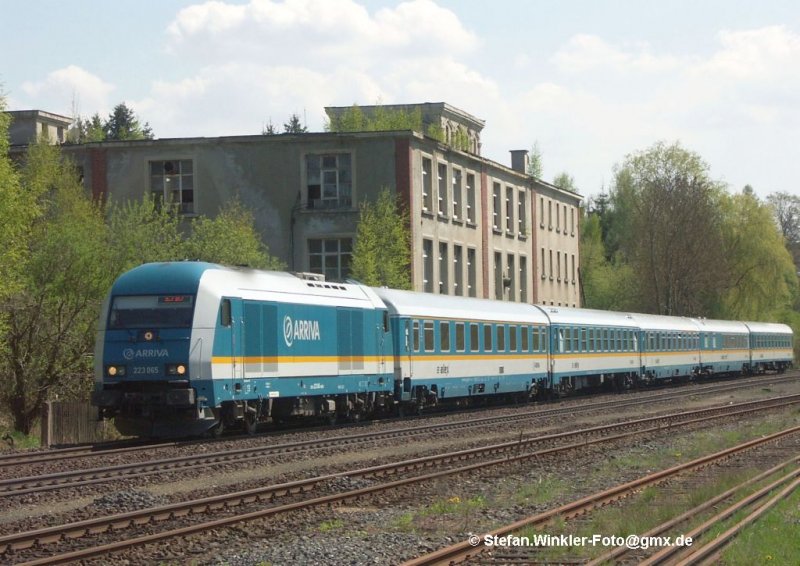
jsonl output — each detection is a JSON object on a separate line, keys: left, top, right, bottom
{"left": 2, "top": 0, "right": 799, "bottom": 200}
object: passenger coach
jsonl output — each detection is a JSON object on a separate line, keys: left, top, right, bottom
{"left": 745, "top": 321, "right": 793, "bottom": 373}
{"left": 374, "top": 289, "right": 550, "bottom": 411}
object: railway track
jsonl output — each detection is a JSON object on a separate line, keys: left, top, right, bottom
{"left": 402, "top": 425, "right": 800, "bottom": 566}
{"left": 1, "top": 370, "right": 795, "bottom": 470}
{"left": 2, "top": 375, "right": 798, "bottom": 496}
{"left": 3, "top": 392, "right": 800, "bottom": 564}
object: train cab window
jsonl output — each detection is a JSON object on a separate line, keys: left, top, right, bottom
{"left": 424, "top": 321, "right": 435, "bottom": 352}
{"left": 220, "top": 299, "right": 232, "bottom": 327}
{"left": 510, "top": 326, "right": 518, "bottom": 352}
{"left": 455, "top": 323, "right": 465, "bottom": 352}
{"left": 413, "top": 321, "right": 421, "bottom": 352}
{"left": 484, "top": 324, "right": 493, "bottom": 351}
{"left": 497, "top": 326, "right": 506, "bottom": 352}
{"left": 470, "top": 323, "right": 479, "bottom": 352}
{"left": 440, "top": 322, "right": 450, "bottom": 352}
{"left": 383, "top": 311, "right": 390, "bottom": 332}
{"left": 521, "top": 325, "right": 529, "bottom": 352}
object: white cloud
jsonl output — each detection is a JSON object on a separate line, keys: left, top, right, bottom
{"left": 20, "top": 65, "right": 115, "bottom": 116}
{"left": 166, "top": 0, "right": 478, "bottom": 65}
{"left": 552, "top": 34, "right": 680, "bottom": 74}
{"left": 144, "top": 0, "right": 487, "bottom": 136}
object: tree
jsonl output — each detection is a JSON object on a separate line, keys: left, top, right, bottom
{"left": 184, "top": 199, "right": 285, "bottom": 270}
{"left": 767, "top": 191, "right": 800, "bottom": 269}
{"left": 579, "top": 211, "right": 637, "bottom": 311}
{"left": 73, "top": 113, "right": 106, "bottom": 143}
{"left": 527, "top": 141, "right": 543, "bottom": 178}
{"left": 283, "top": 113, "right": 307, "bottom": 134}
{"left": 350, "top": 188, "right": 411, "bottom": 289}
{"left": 326, "top": 104, "right": 424, "bottom": 134}
{"left": 262, "top": 119, "right": 277, "bottom": 135}
{"left": 0, "top": 140, "right": 112, "bottom": 433}
{"left": 610, "top": 141, "right": 727, "bottom": 315}
{"left": 0, "top": 97, "right": 26, "bottom": 304}
{"left": 553, "top": 172, "right": 577, "bottom": 193}
{"left": 717, "top": 189, "right": 798, "bottom": 320}
{"left": 106, "top": 195, "right": 185, "bottom": 273}
{"left": 67, "top": 104, "right": 153, "bottom": 143}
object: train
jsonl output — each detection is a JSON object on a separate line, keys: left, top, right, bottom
{"left": 92, "top": 262, "right": 794, "bottom": 437}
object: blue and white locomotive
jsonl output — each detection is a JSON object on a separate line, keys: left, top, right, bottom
{"left": 93, "top": 262, "right": 794, "bottom": 437}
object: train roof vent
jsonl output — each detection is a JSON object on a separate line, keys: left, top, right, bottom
{"left": 294, "top": 272, "right": 325, "bottom": 282}
{"left": 305, "top": 281, "right": 348, "bottom": 291}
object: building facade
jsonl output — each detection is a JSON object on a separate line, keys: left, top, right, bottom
{"left": 23, "top": 102, "right": 580, "bottom": 306}
{"left": 7, "top": 110, "right": 72, "bottom": 145}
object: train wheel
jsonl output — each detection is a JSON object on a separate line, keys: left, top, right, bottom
{"left": 210, "top": 420, "right": 224, "bottom": 438}
{"left": 243, "top": 412, "right": 258, "bottom": 435}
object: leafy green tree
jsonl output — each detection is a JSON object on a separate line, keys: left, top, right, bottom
{"left": 350, "top": 188, "right": 411, "bottom": 289}
{"left": 610, "top": 141, "right": 727, "bottom": 315}
{"left": 106, "top": 195, "right": 185, "bottom": 273}
{"left": 327, "top": 104, "right": 424, "bottom": 133}
{"left": 0, "top": 140, "right": 111, "bottom": 433}
{"left": 527, "top": 141, "right": 543, "bottom": 178}
{"left": 0, "top": 98, "right": 27, "bottom": 304}
{"left": 283, "top": 113, "right": 307, "bottom": 134}
{"left": 717, "top": 189, "right": 797, "bottom": 320}
{"left": 553, "top": 172, "right": 577, "bottom": 192}
{"left": 105, "top": 103, "right": 153, "bottom": 140}
{"left": 579, "top": 212, "right": 637, "bottom": 311}
{"left": 767, "top": 191, "right": 800, "bottom": 269}
{"left": 184, "top": 199, "right": 285, "bottom": 270}
{"left": 68, "top": 113, "right": 105, "bottom": 143}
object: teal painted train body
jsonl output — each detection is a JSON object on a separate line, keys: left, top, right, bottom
{"left": 93, "top": 262, "right": 794, "bottom": 437}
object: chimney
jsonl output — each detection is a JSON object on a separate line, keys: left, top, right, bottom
{"left": 510, "top": 149, "right": 529, "bottom": 174}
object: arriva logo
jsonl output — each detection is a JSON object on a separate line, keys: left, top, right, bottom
{"left": 283, "top": 315, "right": 321, "bottom": 347}
{"left": 123, "top": 348, "right": 170, "bottom": 360}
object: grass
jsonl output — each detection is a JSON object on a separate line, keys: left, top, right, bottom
{"left": 318, "top": 518, "right": 345, "bottom": 532}
{"left": 0, "top": 429, "right": 41, "bottom": 450}
{"left": 719, "top": 486, "right": 800, "bottom": 564}
{"left": 501, "top": 410, "right": 800, "bottom": 563}
{"left": 393, "top": 495, "right": 488, "bottom": 533}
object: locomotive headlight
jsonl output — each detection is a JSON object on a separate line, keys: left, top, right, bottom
{"left": 166, "top": 363, "right": 188, "bottom": 376}
{"left": 106, "top": 365, "right": 126, "bottom": 377}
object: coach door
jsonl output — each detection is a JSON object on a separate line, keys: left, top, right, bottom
{"left": 221, "top": 298, "right": 244, "bottom": 396}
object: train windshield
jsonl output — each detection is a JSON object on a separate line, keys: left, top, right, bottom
{"left": 108, "top": 295, "right": 195, "bottom": 329}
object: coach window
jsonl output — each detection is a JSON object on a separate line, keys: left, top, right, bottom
{"left": 455, "top": 323, "right": 465, "bottom": 352}
{"left": 413, "top": 321, "right": 421, "bottom": 352}
{"left": 440, "top": 322, "right": 451, "bottom": 352}
{"left": 564, "top": 328, "right": 572, "bottom": 353}
{"left": 470, "top": 323, "right": 479, "bottom": 352}
{"left": 497, "top": 325, "right": 506, "bottom": 352}
{"left": 558, "top": 329, "right": 565, "bottom": 353}
{"left": 484, "top": 324, "right": 493, "bottom": 351}
{"left": 219, "top": 299, "right": 232, "bottom": 327}
{"left": 521, "top": 325, "right": 529, "bottom": 352}
{"left": 532, "top": 327, "right": 539, "bottom": 352}
{"left": 633, "top": 333, "right": 638, "bottom": 352}
{"left": 510, "top": 326, "right": 518, "bottom": 352}
{"left": 581, "top": 328, "right": 587, "bottom": 352}
{"left": 424, "top": 321, "right": 435, "bottom": 352}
